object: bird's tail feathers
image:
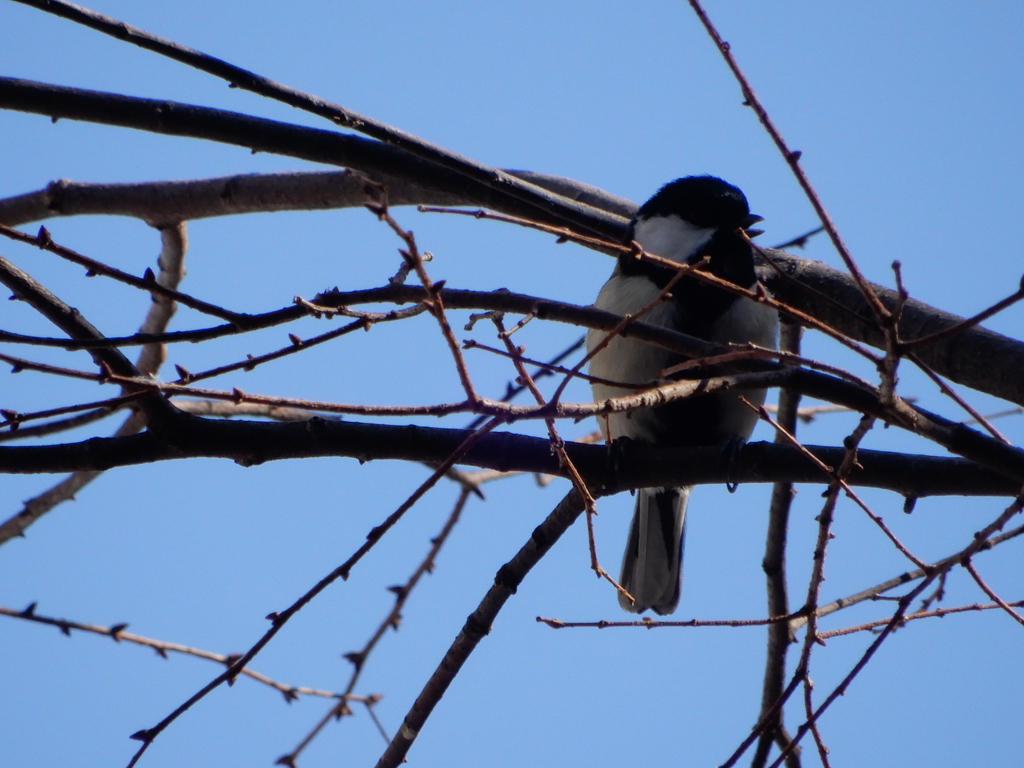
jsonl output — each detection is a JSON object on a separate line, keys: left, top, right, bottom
{"left": 618, "top": 486, "right": 690, "bottom": 615}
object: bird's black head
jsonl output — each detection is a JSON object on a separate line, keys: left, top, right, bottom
{"left": 636, "top": 175, "right": 754, "bottom": 230}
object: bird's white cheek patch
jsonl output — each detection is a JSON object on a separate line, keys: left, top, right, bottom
{"left": 632, "top": 215, "right": 714, "bottom": 264}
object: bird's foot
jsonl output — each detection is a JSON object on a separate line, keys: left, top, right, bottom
{"left": 606, "top": 436, "right": 638, "bottom": 496}
{"left": 721, "top": 437, "right": 746, "bottom": 493}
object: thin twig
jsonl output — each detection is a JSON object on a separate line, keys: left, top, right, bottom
{"left": 0, "top": 405, "right": 117, "bottom": 443}
{"left": 818, "top": 599, "right": 1024, "bottom": 639}
{"left": 900, "top": 279, "right": 1024, "bottom": 352}
{"left": 0, "top": 604, "right": 353, "bottom": 703}
{"left": 492, "top": 314, "right": 631, "bottom": 603}
{"left": 745, "top": 399, "right": 927, "bottom": 570}
{"left": 961, "top": 558, "right": 1024, "bottom": 628}
{"left": 803, "top": 679, "right": 832, "bottom": 768}
{"left": 792, "top": 521, "right": 1024, "bottom": 631}
{"left": 0, "top": 391, "right": 143, "bottom": 432}
{"left": 369, "top": 205, "right": 481, "bottom": 405}
{"left": 767, "top": 491, "right": 1024, "bottom": 768}
{"left": 535, "top": 614, "right": 801, "bottom": 629}
{"left": 373, "top": 489, "right": 587, "bottom": 768}
{"left": 771, "top": 226, "right": 825, "bottom": 251}
{"left": 169, "top": 304, "right": 426, "bottom": 387}
{"left": 122, "top": 418, "right": 502, "bottom": 768}
{"left": 731, "top": 413, "right": 877, "bottom": 768}
{"left": 685, "top": 0, "right": 890, "bottom": 326}
{"left": 0, "top": 222, "right": 247, "bottom": 324}
{"left": 279, "top": 487, "right": 475, "bottom": 765}
{"left": 908, "top": 353, "right": 1009, "bottom": 444}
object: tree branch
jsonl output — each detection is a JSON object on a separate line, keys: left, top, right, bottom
{"left": 0, "top": 418, "right": 1018, "bottom": 498}
{"left": 2, "top": 78, "right": 1023, "bottom": 404}
{"left": 374, "top": 489, "right": 587, "bottom": 768}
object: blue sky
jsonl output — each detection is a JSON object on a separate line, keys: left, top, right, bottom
{"left": 2, "top": 2, "right": 1022, "bottom": 767}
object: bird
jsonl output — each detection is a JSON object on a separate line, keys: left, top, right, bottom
{"left": 586, "top": 175, "right": 778, "bottom": 615}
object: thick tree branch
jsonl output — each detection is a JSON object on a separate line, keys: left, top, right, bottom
{"left": 2, "top": 76, "right": 1023, "bottom": 403}
{"left": 1, "top": 167, "right": 1020, "bottom": 417}
{"left": 11, "top": 0, "right": 629, "bottom": 240}
{"left": 0, "top": 417, "right": 1018, "bottom": 498}
{"left": 0, "top": 77, "right": 627, "bottom": 237}
{"left": 760, "top": 250, "right": 1024, "bottom": 408}
{"left": 0, "top": 170, "right": 633, "bottom": 229}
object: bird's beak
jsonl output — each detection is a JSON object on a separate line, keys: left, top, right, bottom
{"left": 741, "top": 213, "right": 764, "bottom": 238}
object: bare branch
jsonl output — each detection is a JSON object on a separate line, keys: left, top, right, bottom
{"left": 817, "top": 599, "right": 1024, "bottom": 639}
{"left": 8, "top": 0, "right": 627, "bottom": 240}
{"left": 0, "top": 604, "right": 354, "bottom": 703}
{"left": 0, "top": 224, "right": 188, "bottom": 543}
{"left": 0, "top": 223, "right": 246, "bottom": 324}
{"left": 3, "top": 77, "right": 1024, "bottom": 406}
{"left": 2, "top": 417, "right": 1020, "bottom": 499}
{"left": 374, "top": 489, "right": 587, "bottom": 768}
{"left": 280, "top": 487, "right": 474, "bottom": 764}
{"left": 754, "top": 321, "right": 803, "bottom": 768}
{"left": 686, "top": 0, "right": 889, "bottom": 326}
{"left": 961, "top": 559, "right": 1024, "bottom": 628}
{"left": 122, "top": 417, "right": 502, "bottom": 766}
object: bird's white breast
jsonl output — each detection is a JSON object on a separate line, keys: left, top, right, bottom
{"left": 586, "top": 272, "right": 778, "bottom": 444}
{"left": 587, "top": 274, "right": 679, "bottom": 443}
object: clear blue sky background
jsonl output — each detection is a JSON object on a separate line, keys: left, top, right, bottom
{"left": 2, "top": 2, "right": 1022, "bottom": 767}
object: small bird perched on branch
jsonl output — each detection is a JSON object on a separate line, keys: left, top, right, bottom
{"left": 587, "top": 175, "right": 778, "bottom": 614}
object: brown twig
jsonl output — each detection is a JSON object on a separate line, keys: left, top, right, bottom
{"left": 535, "top": 614, "right": 800, "bottom": 629}
{"left": 122, "top": 418, "right": 502, "bottom": 768}
{"left": 0, "top": 391, "right": 144, "bottom": 432}
{"left": 961, "top": 558, "right": 1024, "bottom": 628}
{"left": 0, "top": 604, "right": 354, "bottom": 703}
{"left": 169, "top": 304, "right": 426, "bottom": 387}
{"left": 462, "top": 338, "right": 630, "bottom": 390}
{"left": 0, "top": 222, "right": 247, "bottom": 324}
{"left": 279, "top": 487, "right": 475, "bottom": 765}
{"left": 767, "top": 491, "right": 1024, "bottom": 768}
{"left": 900, "top": 278, "right": 1024, "bottom": 352}
{"left": 0, "top": 405, "right": 117, "bottom": 443}
{"left": 745, "top": 399, "right": 927, "bottom": 570}
{"left": 369, "top": 205, "right": 481, "bottom": 405}
{"left": 908, "top": 353, "right": 1010, "bottom": 443}
{"left": 491, "top": 314, "right": 632, "bottom": 602}
{"left": 685, "top": 0, "right": 890, "bottom": 327}
{"left": 746, "top": 413, "right": 877, "bottom": 768}
{"left": 373, "top": 489, "right": 587, "bottom": 768}
{"left": 764, "top": 576, "right": 935, "bottom": 768}
{"left": 803, "top": 678, "right": 832, "bottom": 768}
{"left": 818, "top": 599, "right": 1024, "bottom": 639}
{"left": 753, "top": 321, "right": 803, "bottom": 768}
{"left": 792, "top": 521, "right": 1024, "bottom": 631}
{"left": 0, "top": 350, "right": 112, "bottom": 382}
